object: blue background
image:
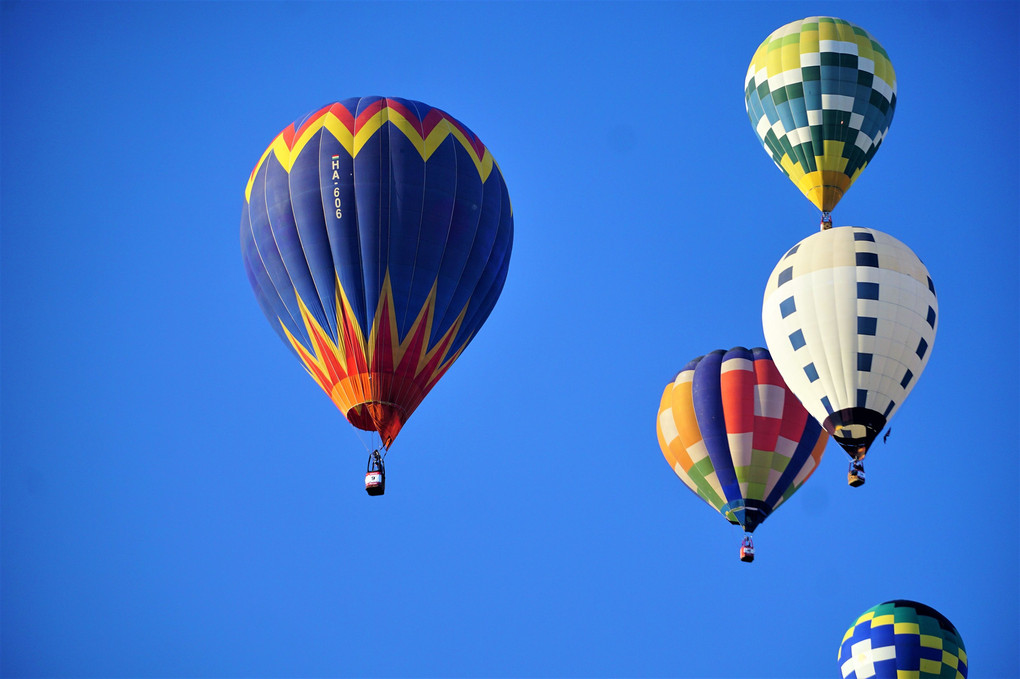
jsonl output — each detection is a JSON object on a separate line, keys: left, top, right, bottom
{"left": 2, "top": 2, "right": 1017, "bottom": 677}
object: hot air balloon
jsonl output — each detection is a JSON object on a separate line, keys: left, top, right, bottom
{"left": 240, "top": 97, "right": 513, "bottom": 495}
{"left": 838, "top": 600, "right": 967, "bottom": 678}
{"left": 762, "top": 226, "right": 936, "bottom": 486}
{"left": 656, "top": 347, "right": 828, "bottom": 562}
{"left": 745, "top": 16, "right": 896, "bottom": 228}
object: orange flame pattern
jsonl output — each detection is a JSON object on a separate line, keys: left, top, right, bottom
{"left": 281, "top": 272, "right": 470, "bottom": 448}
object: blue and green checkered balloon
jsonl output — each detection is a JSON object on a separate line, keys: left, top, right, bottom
{"left": 745, "top": 17, "right": 896, "bottom": 214}
{"left": 838, "top": 600, "right": 967, "bottom": 678}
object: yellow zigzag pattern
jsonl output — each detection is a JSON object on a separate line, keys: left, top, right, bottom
{"left": 246, "top": 103, "right": 495, "bottom": 201}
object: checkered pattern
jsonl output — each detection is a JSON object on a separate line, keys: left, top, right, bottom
{"left": 745, "top": 17, "right": 896, "bottom": 212}
{"left": 762, "top": 227, "right": 937, "bottom": 456}
{"left": 838, "top": 600, "right": 967, "bottom": 678}
{"left": 656, "top": 347, "right": 827, "bottom": 533}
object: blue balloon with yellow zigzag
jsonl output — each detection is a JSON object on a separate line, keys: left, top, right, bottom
{"left": 241, "top": 97, "right": 513, "bottom": 447}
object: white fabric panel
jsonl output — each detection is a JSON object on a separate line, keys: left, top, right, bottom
{"left": 685, "top": 438, "right": 711, "bottom": 465}
{"left": 728, "top": 432, "right": 754, "bottom": 469}
{"left": 658, "top": 409, "right": 679, "bottom": 445}
{"left": 721, "top": 356, "right": 753, "bottom": 373}
{"left": 873, "top": 77, "right": 895, "bottom": 100}
{"left": 763, "top": 468, "right": 783, "bottom": 500}
{"left": 819, "top": 39, "right": 859, "bottom": 55}
{"left": 800, "top": 51, "right": 821, "bottom": 67}
{"left": 821, "top": 94, "right": 855, "bottom": 112}
{"left": 755, "top": 384, "right": 785, "bottom": 418}
{"left": 855, "top": 131, "right": 874, "bottom": 152}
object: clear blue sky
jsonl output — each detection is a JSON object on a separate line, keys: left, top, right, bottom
{"left": 2, "top": 2, "right": 1017, "bottom": 677}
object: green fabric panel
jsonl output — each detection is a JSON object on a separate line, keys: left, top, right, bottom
{"left": 695, "top": 487, "right": 725, "bottom": 513}
{"left": 918, "top": 615, "right": 942, "bottom": 638}
{"left": 770, "top": 453, "right": 790, "bottom": 473}
{"left": 746, "top": 481, "right": 767, "bottom": 499}
{"left": 795, "top": 141, "right": 818, "bottom": 172}
{"left": 692, "top": 456, "right": 715, "bottom": 477}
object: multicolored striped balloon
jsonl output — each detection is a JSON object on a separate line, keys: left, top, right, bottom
{"left": 838, "top": 600, "right": 967, "bottom": 678}
{"left": 745, "top": 16, "right": 896, "bottom": 214}
{"left": 655, "top": 347, "right": 827, "bottom": 534}
{"left": 762, "top": 227, "right": 936, "bottom": 465}
{"left": 241, "top": 97, "right": 513, "bottom": 447}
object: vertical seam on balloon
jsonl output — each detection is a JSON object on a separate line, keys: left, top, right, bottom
{"left": 354, "top": 97, "right": 377, "bottom": 410}
{"left": 820, "top": 229, "right": 848, "bottom": 417}
{"left": 786, "top": 25, "right": 814, "bottom": 200}
{"left": 466, "top": 185, "right": 513, "bottom": 339}
{"left": 268, "top": 146, "right": 331, "bottom": 345}
{"left": 290, "top": 118, "right": 336, "bottom": 341}
{"left": 433, "top": 141, "right": 484, "bottom": 343}
{"left": 392, "top": 99, "right": 431, "bottom": 418}
{"left": 255, "top": 156, "right": 307, "bottom": 347}
{"left": 457, "top": 160, "right": 513, "bottom": 344}
{"left": 423, "top": 114, "right": 469, "bottom": 351}
{"left": 449, "top": 174, "right": 500, "bottom": 347}
{"left": 242, "top": 205, "right": 297, "bottom": 354}
{"left": 346, "top": 99, "right": 369, "bottom": 371}
{"left": 695, "top": 353, "right": 739, "bottom": 506}
{"left": 835, "top": 20, "right": 853, "bottom": 200}
{"left": 312, "top": 109, "right": 340, "bottom": 341}
{"left": 373, "top": 98, "right": 389, "bottom": 422}
{"left": 395, "top": 98, "right": 427, "bottom": 339}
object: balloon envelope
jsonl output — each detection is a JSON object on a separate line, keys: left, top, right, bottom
{"left": 745, "top": 16, "right": 896, "bottom": 213}
{"left": 240, "top": 97, "right": 513, "bottom": 447}
{"left": 838, "top": 599, "right": 967, "bottom": 678}
{"left": 762, "top": 227, "right": 936, "bottom": 459}
{"left": 656, "top": 347, "right": 827, "bottom": 533}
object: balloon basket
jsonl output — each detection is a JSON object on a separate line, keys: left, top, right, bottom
{"left": 365, "top": 471, "right": 385, "bottom": 496}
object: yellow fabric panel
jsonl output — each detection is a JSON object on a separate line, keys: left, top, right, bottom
{"left": 820, "top": 141, "right": 850, "bottom": 172}
{"left": 656, "top": 389, "right": 678, "bottom": 468}
{"left": 856, "top": 610, "right": 877, "bottom": 625}
{"left": 781, "top": 154, "right": 808, "bottom": 184}
{"left": 765, "top": 42, "right": 787, "bottom": 79}
{"left": 658, "top": 385, "right": 698, "bottom": 475}
{"left": 798, "top": 25, "right": 819, "bottom": 55}
{"left": 920, "top": 634, "right": 943, "bottom": 649}
{"left": 871, "top": 614, "right": 895, "bottom": 627}
{"left": 668, "top": 376, "right": 704, "bottom": 453}
{"left": 894, "top": 622, "right": 920, "bottom": 635}
{"left": 779, "top": 41, "right": 801, "bottom": 75}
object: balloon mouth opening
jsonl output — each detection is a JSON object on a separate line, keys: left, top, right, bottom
{"left": 347, "top": 402, "right": 406, "bottom": 448}
{"left": 823, "top": 408, "right": 887, "bottom": 460}
{"left": 799, "top": 170, "right": 852, "bottom": 212}
{"left": 722, "top": 499, "right": 772, "bottom": 534}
